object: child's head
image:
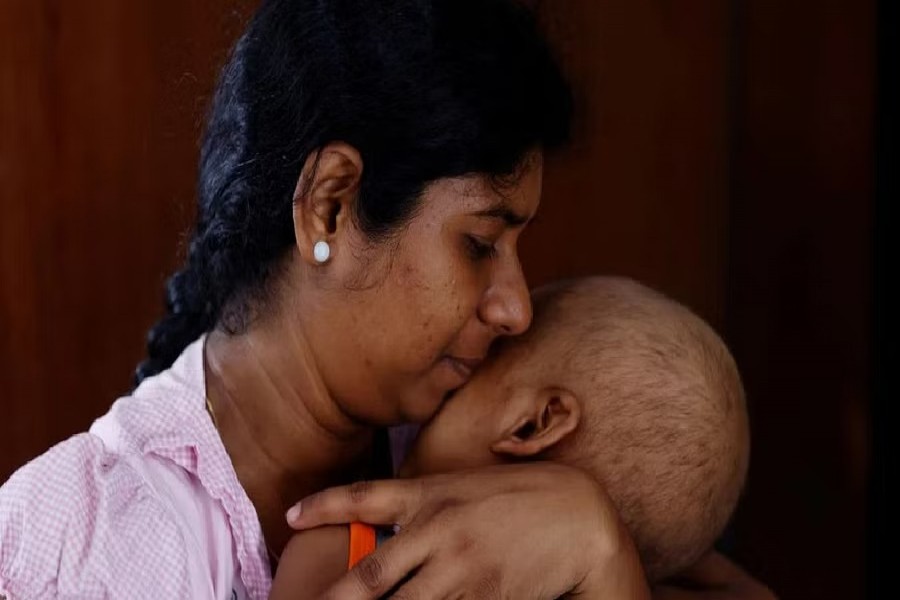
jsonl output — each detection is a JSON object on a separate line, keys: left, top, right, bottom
{"left": 400, "top": 276, "right": 749, "bottom": 581}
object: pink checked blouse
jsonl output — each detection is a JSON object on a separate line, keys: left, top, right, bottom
{"left": 0, "top": 337, "right": 271, "bottom": 599}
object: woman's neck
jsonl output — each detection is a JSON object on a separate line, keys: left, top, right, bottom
{"left": 203, "top": 324, "right": 377, "bottom": 558}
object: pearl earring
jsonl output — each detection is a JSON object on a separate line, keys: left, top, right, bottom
{"left": 313, "top": 240, "right": 331, "bottom": 264}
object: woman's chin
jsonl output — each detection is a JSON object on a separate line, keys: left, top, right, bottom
{"left": 398, "top": 384, "right": 455, "bottom": 425}
{"left": 400, "top": 398, "right": 444, "bottom": 424}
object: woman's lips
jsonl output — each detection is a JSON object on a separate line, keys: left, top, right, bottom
{"left": 443, "top": 356, "right": 483, "bottom": 383}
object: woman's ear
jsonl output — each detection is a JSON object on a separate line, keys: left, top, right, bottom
{"left": 490, "top": 387, "right": 581, "bottom": 459}
{"left": 292, "top": 142, "right": 363, "bottom": 266}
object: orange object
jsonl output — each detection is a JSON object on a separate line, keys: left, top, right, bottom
{"left": 348, "top": 522, "right": 377, "bottom": 569}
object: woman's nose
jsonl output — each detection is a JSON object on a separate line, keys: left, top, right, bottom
{"left": 478, "top": 256, "right": 533, "bottom": 337}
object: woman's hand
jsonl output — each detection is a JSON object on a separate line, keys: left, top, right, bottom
{"left": 652, "top": 552, "right": 777, "bottom": 600}
{"left": 286, "top": 463, "right": 650, "bottom": 599}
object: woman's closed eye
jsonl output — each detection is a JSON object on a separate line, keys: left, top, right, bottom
{"left": 464, "top": 235, "right": 498, "bottom": 261}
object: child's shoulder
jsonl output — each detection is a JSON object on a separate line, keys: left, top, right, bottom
{"left": 271, "top": 525, "right": 350, "bottom": 599}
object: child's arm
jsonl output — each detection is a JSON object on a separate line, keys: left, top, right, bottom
{"left": 270, "top": 526, "right": 349, "bottom": 600}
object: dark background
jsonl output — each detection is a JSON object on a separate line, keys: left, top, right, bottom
{"left": 1, "top": 1, "right": 880, "bottom": 597}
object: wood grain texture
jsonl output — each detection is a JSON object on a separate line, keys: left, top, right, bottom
{"left": 0, "top": 0, "right": 257, "bottom": 478}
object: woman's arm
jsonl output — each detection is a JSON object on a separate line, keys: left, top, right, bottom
{"left": 286, "top": 463, "right": 651, "bottom": 599}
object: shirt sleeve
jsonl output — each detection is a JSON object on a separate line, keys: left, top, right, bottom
{"left": 0, "top": 434, "right": 202, "bottom": 599}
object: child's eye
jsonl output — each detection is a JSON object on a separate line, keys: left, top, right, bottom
{"left": 465, "top": 235, "right": 497, "bottom": 261}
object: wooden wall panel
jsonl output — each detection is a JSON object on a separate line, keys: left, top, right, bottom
{"left": 525, "top": 1, "right": 731, "bottom": 328}
{"left": 0, "top": 0, "right": 256, "bottom": 480}
{"left": 726, "top": 1, "right": 874, "bottom": 598}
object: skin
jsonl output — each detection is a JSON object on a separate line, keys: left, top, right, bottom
{"left": 397, "top": 325, "right": 582, "bottom": 479}
{"left": 284, "top": 464, "right": 649, "bottom": 599}
{"left": 204, "top": 142, "right": 768, "bottom": 598}
{"left": 652, "top": 553, "right": 777, "bottom": 600}
{"left": 203, "top": 142, "right": 554, "bottom": 559}
{"left": 277, "top": 279, "right": 775, "bottom": 598}
{"left": 272, "top": 352, "right": 767, "bottom": 599}
{"left": 269, "top": 299, "right": 592, "bottom": 600}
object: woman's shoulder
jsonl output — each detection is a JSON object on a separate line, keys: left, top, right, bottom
{"left": 1, "top": 433, "right": 125, "bottom": 525}
{"left": 1, "top": 432, "right": 153, "bottom": 524}
{"left": 0, "top": 433, "right": 198, "bottom": 599}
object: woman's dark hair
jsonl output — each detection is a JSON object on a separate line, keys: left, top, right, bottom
{"left": 135, "top": 0, "right": 572, "bottom": 384}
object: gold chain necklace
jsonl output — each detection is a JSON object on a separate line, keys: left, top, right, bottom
{"left": 204, "top": 397, "right": 219, "bottom": 429}
{"left": 205, "top": 396, "right": 282, "bottom": 568}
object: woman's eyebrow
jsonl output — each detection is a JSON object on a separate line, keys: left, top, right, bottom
{"left": 470, "top": 205, "right": 531, "bottom": 227}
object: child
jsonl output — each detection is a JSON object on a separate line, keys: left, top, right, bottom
{"left": 271, "top": 277, "right": 750, "bottom": 597}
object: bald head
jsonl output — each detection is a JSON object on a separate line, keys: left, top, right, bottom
{"left": 528, "top": 277, "right": 749, "bottom": 581}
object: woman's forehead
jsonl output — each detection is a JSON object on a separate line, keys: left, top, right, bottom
{"left": 419, "top": 164, "right": 543, "bottom": 220}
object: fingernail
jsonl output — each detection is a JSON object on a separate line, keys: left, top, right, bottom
{"left": 286, "top": 503, "right": 302, "bottom": 523}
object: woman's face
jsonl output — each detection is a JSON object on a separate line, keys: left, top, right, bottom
{"left": 300, "top": 156, "right": 544, "bottom": 426}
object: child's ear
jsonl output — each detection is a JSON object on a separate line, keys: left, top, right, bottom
{"left": 490, "top": 387, "right": 581, "bottom": 459}
{"left": 292, "top": 142, "right": 363, "bottom": 266}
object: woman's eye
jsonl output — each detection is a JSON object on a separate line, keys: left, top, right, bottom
{"left": 465, "top": 235, "right": 497, "bottom": 260}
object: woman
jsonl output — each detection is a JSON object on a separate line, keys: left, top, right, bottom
{"left": 0, "top": 1, "right": 771, "bottom": 598}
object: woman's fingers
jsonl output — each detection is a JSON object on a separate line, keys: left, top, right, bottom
{"left": 376, "top": 559, "right": 475, "bottom": 600}
{"left": 319, "top": 526, "right": 430, "bottom": 600}
{"left": 324, "top": 528, "right": 499, "bottom": 600}
{"left": 286, "top": 478, "right": 424, "bottom": 530}
{"left": 287, "top": 464, "right": 546, "bottom": 529}
{"left": 286, "top": 463, "right": 648, "bottom": 599}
